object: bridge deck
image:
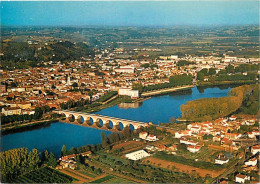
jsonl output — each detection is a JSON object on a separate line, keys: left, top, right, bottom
{"left": 55, "top": 110, "right": 148, "bottom": 124}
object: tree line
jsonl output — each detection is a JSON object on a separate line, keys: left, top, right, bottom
{"left": 133, "top": 74, "right": 193, "bottom": 92}
{"left": 0, "top": 147, "right": 61, "bottom": 183}
{"left": 0, "top": 148, "right": 40, "bottom": 182}
{"left": 60, "top": 99, "right": 89, "bottom": 110}
{"left": 180, "top": 84, "right": 258, "bottom": 121}
{"left": 197, "top": 64, "right": 258, "bottom": 82}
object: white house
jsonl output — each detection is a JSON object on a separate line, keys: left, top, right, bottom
{"left": 187, "top": 145, "right": 201, "bottom": 153}
{"left": 146, "top": 134, "right": 158, "bottom": 142}
{"left": 139, "top": 132, "right": 148, "bottom": 139}
{"left": 242, "top": 120, "right": 255, "bottom": 126}
{"left": 180, "top": 138, "right": 198, "bottom": 146}
{"left": 235, "top": 174, "right": 250, "bottom": 183}
{"left": 247, "top": 132, "right": 256, "bottom": 139}
{"left": 229, "top": 115, "right": 237, "bottom": 121}
{"left": 245, "top": 158, "right": 257, "bottom": 166}
{"left": 125, "top": 150, "right": 150, "bottom": 161}
{"left": 251, "top": 145, "right": 260, "bottom": 155}
{"left": 215, "top": 156, "right": 229, "bottom": 165}
{"left": 175, "top": 130, "right": 191, "bottom": 138}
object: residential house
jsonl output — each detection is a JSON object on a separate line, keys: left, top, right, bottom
{"left": 156, "top": 145, "right": 167, "bottom": 151}
{"left": 175, "top": 130, "right": 191, "bottom": 138}
{"left": 180, "top": 138, "right": 198, "bottom": 146}
{"left": 146, "top": 134, "right": 158, "bottom": 142}
{"left": 139, "top": 132, "right": 148, "bottom": 140}
{"left": 245, "top": 158, "right": 257, "bottom": 166}
{"left": 229, "top": 115, "right": 237, "bottom": 121}
{"left": 166, "top": 144, "right": 178, "bottom": 152}
{"left": 187, "top": 145, "right": 201, "bottom": 153}
{"left": 235, "top": 174, "right": 250, "bottom": 183}
{"left": 251, "top": 145, "right": 260, "bottom": 155}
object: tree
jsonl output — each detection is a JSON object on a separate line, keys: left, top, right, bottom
{"left": 34, "top": 106, "right": 43, "bottom": 119}
{"left": 132, "top": 82, "right": 143, "bottom": 92}
{"left": 208, "top": 68, "right": 216, "bottom": 75}
{"left": 61, "top": 144, "right": 67, "bottom": 156}
{"left": 28, "top": 148, "right": 40, "bottom": 171}
{"left": 203, "top": 134, "right": 213, "bottom": 140}
{"left": 10, "top": 82, "right": 18, "bottom": 88}
{"left": 101, "top": 132, "right": 109, "bottom": 149}
{"left": 176, "top": 60, "right": 190, "bottom": 66}
{"left": 42, "top": 150, "right": 49, "bottom": 164}
{"left": 197, "top": 73, "right": 204, "bottom": 81}
{"left": 170, "top": 117, "right": 176, "bottom": 123}
{"left": 226, "top": 64, "right": 234, "bottom": 73}
{"left": 47, "top": 153, "right": 57, "bottom": 168}
{"left": 72, "top": 82, "right": 78, "bottom": 88}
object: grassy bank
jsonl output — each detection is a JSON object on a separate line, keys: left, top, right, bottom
{"left": 141, "top": 85, "right": 194, "bottom": 97}
{"left": 1, "top": 119, "right": 58, "bottom": 135}
{"left": 82, "top": 96, "right": 134, "bottom": 113}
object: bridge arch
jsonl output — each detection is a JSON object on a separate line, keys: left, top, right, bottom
{"left": 116, "top": 122, "right": 124, "bottom": 131}
{"left": 87, "top": 117, "right": 94, "bottom": 125}
{"left": 60, "top": 113, "right": 66, "bottom": 120}
{"left": 96, "top": 118, "right": 104, "bottom": 127}
{"left": 68, "top": 114, "right": 76, "bottom": 122}
{"left": 105, "top": 120, "right": 114, "bottom": 129}
{"left": 77, "top": 116, "right": 85, "bottom": 124}
{"left": 129, "top": 124, "right": 135, "bottom": 131}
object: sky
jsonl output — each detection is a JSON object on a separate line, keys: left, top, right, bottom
{"left": 1, "top": 1, "right": 259, "bottom": 26}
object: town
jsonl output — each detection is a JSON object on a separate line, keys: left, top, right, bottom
{"left": 0, "top": 5, "right": 259, "bottom": 183}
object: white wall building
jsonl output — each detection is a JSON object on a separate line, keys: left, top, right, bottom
{"left": 125, "top": 150, "right": 150, "bottom": 161}
{"left": 115, "top": 66, "right": 135, "bottom": 73}
{"left": 251, "top": 145, "right": 260, "bottom": 155}
{"left": 118, "top": 88, "right": 139, "bottom": 98}
{"left": 215, "top": 157, "right": 229, "bottom": 165}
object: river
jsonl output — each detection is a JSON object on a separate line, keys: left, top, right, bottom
{"left": 96, "top": 86, "right": 233, "bottom": 124}
{"left": 1, "top": 85, "right": 233, "bottom": 157}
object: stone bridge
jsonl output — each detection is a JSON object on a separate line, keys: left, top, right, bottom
{"left": 54, "top": 110, "right": 149, "bottom": 131}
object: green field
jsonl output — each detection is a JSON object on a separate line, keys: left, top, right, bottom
{"left": 90, "top": 175, "right": 114, "bottom": 183}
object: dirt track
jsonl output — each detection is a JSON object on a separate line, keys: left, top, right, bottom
{"left": 143, "top": 157, "right": 225, "bottom": 178}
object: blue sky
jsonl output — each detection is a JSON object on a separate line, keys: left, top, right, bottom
{"left": 1, "top": 1, "right": 259, "bottom": 26}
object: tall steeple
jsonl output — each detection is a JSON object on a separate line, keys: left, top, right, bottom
{"left": 67, "top": 75, "right": 71, "bottom": 85}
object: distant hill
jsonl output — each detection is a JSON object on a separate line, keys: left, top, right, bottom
{"left": 0, "top": 41, "right": 95, "bottom": 69}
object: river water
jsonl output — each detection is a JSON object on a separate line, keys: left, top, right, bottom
{"left": 1, "top": 85, "right": 233, "bottom": 157}
{"left": 97, "top": 86, "right": 232, "bottom": 124}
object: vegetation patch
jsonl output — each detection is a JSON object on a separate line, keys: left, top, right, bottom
{"left": 154, "top": 151, "right": 224, "bottom": 170}
{"left": 180, "top": 84, "right": 258, "bottom": 121}
{"left": 11, "top": 167, "right": 75, "bottom": 183}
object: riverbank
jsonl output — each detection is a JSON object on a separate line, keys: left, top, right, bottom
{"left": 1, "top": 119, "right": 58, "bottom": 135}
{"left": 141, "top": 85, "right": 194, "bottom": 97}
{"left": 83, "top": 95, "right": 151, "bottom": 113}
{"left": 197, "top": 80, "right": 255, "bottom": 87}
